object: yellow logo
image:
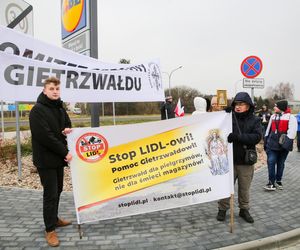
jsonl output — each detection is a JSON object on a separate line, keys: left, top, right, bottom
{"left": 62, "top": 0, "right": 84, "bottom": 32}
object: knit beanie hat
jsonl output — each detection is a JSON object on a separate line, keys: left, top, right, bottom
{"left": 276, "top": 100, "right": 288, "bottom": 112}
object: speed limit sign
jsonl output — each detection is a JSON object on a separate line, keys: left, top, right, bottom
{"left": 0, "top": 0, "right": 33, "bottom": 35}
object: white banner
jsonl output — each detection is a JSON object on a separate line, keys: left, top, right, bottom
{"left": 67, "top": 112, "right": 234, "bottom": 224}
{"left": 0, "top": 25, "right": 164, "bottom": 102}
{"left": 0, "top": 52, "right": 164, "bottom": 102}
{"left": 0, "top": 25, "right": 158, "bottom": 70}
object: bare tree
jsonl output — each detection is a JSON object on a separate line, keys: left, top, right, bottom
{"left": 265, "top": 82, "right": 295, "bottom": 100}
{"left": 170, "top": 85, "right": 203, "bottom": 113}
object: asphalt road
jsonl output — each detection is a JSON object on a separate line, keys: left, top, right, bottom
{"left": 2, "top": 115, "right": 161, "bottom": 128}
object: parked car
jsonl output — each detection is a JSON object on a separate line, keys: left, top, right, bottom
{"left": 73, "top": 107, "right": 82, "bottom": 115}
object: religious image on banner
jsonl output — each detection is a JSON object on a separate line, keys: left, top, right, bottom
{"left": 205, "top": 129, "right": 229, "bottom": 176}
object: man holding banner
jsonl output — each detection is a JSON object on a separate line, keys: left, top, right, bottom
{"left": 217, "top": 92, "right": 262, "bottom": 223}
{"left": 29, "top": 77, "right": 72, "bottom": 247}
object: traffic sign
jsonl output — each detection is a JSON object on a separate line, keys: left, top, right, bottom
{"left": 0, "top": 0, "right": 33, "bottom": 35}
{"left": 240, "top": 56, "right": 263, "bottom": 79}
{"left": 243, "top": 78, "right": 264, "bottom": 89}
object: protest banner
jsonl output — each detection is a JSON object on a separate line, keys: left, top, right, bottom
{"left": 0, "top": 25, "right": 160, "bottom": 71}
{"left": 0, "top": 25, "right": 163, "bottom": 102}
{"left": 0, "top": 52, "right": 164, "bottom": 102}
{"left": 67, "top": 112, "right": 234, "bottom": 224}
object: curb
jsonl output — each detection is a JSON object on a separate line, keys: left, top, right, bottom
{"left": 216, "top": 228, "right": 300, "bottom": 250}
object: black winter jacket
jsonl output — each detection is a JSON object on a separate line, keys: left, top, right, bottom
{"left": 29, "top": 93, "right": 72, "bottom": 168}
{"left": 160, "top": 101, "right": 175, "bottom": 120}
{"left": 230, "top": 92, "right": 262, "bottom": 165}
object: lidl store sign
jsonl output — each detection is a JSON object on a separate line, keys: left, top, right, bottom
{"left": 61, "top": 0, "right": 87, "bottom": 39}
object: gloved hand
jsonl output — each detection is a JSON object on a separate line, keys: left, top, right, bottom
{"left": 227, "top": 133, "right": 239, "bottom": 143}
{"left": 224, "top": 106, "right": 232, "bottom": 113}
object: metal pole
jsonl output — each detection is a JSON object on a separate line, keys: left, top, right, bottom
{"left": 1, "top": 100, "right": 4, "bottom": 140}
{"left": 112, "top": 102, "right": 116, "bottom": 125}
{"left": 168, "top": 66, "right": 183, "bottom": 96}
{"left": 230, "top": 194, "right": 234, "bottom": 233}
{"left": 234, "top": 79, "right": 242, "bottom": 95}
{"left": 251, "top": 87, "right": 254, "bottom": 102}
{"left": 168, "top": 74, "right": 171, "bottom": 96}
{"left": 77, "top": 224, "right": 83, "bottom": 239}
{"left": 6, "top": 3, "right": 34, "bottom": 180}
{"left": 90, "top": 0, "right": 100, "bottom": 127}
{"left": 15, "top": 102, "right": 22, "bottom": 180}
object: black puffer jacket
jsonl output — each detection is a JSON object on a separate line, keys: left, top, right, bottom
{"left": 29, "top": 93, "right": 72, "bottom": 168}
{"left": 230, "top": 92, "right": 262, "bottom": 165}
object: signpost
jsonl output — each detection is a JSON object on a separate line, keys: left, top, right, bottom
{"left": 243, "top": 78, "right": 264, "bottom": 89}
{"left": 0, "top": 0, "right": 34, "bottom": 180}
{"left": 0, "top": 0, "right": 33, "bottom": 34}
{"left": 240, "top": 56, "right": 263, "bottom": 79}
{"left": 61, "top": 0, "right": 90, "bottom": 55}
{"left": 61, "top": 0, "right": 100, "bottom": 127}
{"left": 240, "top": 56, "right": 263, "bottom": 100}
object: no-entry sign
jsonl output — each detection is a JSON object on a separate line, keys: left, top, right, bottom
{"left": 240, "top": 56, "right": 263, "bottom": 78}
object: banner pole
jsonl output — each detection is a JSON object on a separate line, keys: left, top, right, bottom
{"left": 78, "top": 224, "right": 83, "bottom": 239}
{"left": 230, "top": 194, "right": 234, "bottom": 233}
{"left": 15, "top": 101, "right": 22, "bottom": 180}
{"left": 165, "top": 108, "right": 168, "bottom": 119}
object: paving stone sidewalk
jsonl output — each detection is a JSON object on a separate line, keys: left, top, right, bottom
{"left": 0, "top": 152, "right": 299, "bottom": 250}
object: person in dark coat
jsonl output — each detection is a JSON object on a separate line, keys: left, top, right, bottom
{"left": 216, "top": 92, "right": 262, "bottom": 223}
{"left": 29, "top": 76, "right": 72, "bottom": 247}
{"left": 160, "top": 96, "right": 175, "bottom": 120}
{"left": 258, "top": 104, "right": 272, "bottom": 134}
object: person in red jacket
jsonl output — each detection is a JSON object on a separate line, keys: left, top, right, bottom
{"left": 264, "top": 100, "right": 297, "bottom": 191}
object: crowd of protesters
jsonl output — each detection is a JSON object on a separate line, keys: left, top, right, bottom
{"left": 28, "top": 78, "right": 299, "bottom": 247}
{"left": 160, "top": 93, "right": 298, "bottom": 225}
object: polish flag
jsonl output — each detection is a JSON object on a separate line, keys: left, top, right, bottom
{"left": 174, "top": 98, "right": 185, "bottom": 117}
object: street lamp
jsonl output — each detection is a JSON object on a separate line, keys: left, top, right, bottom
{"left": 162, "top": 66, "right": 183, "bottom": 96}
{"left": 234, "top": 79, "right": 243, "bottom": 95}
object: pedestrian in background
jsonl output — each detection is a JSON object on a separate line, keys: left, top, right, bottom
{"left": 296, "top": 111, "right": 300, "bottom": 152}
{"left": 258, "top": 104, "right": 272, "bottom": 134}
{"left": 160, "top": 96, "right": 175, "bottom": 120}
{"left": 217, "top": 92, "right": 262, "bottom": 223}
{"left": 29, "top": 76, "right": 72, "bottom": 247}
{"left": 264, "top": 100, "right": 297, "bottom": 191}
{"left": 205, "top": 97, "right": 211, "bottom": 112}
{"left": 192, "top": 96, "right": 207, "bottom": 115}
{"left": 211, "top": 96, "right": 223, "bottom": 112}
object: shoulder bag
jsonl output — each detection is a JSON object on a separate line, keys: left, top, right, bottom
{"left": 278, "top": 114, "right": 293, "bottom": 151}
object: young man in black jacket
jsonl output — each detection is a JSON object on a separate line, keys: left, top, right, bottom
{"left": 29, "top": 77, "right": 72, "bottom": 247}
{"left": 217, "top": 92, "right": 262, "bottom": 223}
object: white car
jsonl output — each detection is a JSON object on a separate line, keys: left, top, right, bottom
{"left": 73, "top": 107, "right": 82, "bottom": 115}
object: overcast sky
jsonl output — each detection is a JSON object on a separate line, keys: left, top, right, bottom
{"left": 25, "top": 0, "right": 300, "bottom": 99}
